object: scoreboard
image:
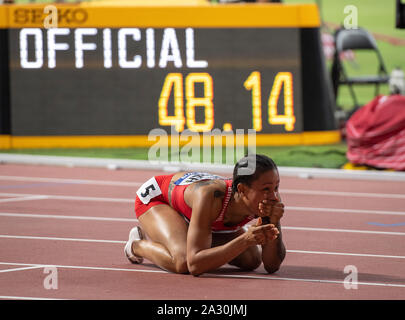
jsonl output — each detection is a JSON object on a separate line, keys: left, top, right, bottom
{"left": 0, "top": 2, "right": 339, "bottom": 148}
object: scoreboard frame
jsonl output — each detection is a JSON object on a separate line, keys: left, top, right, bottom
{"left": 0, "top": 2, "right": 339, "bottom": 149}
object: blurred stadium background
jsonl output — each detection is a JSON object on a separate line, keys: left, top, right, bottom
{"left": 0, "top": 0, "right": 404, "bottom": 169}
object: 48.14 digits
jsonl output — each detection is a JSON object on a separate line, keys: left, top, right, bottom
{"left": 158, "top": 71, "right": 295, "bottom": 133}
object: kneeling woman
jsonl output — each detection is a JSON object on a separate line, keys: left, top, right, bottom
{"left": 124, "top": 154, "right": 286, "bottom": 276}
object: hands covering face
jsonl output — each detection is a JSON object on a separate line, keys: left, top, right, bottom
{"left": 258, "top": 199, "right": 285, "bottom": 225}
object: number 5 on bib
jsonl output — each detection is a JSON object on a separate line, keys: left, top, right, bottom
{"left": 136, "top": 177, "right": 162, "bottom": 204}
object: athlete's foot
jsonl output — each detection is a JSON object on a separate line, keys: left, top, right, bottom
{"left": 124, "top": 226, "right": 145, "bottom": 264}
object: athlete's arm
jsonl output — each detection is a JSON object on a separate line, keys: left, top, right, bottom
{"left": 260, "top": 221, "right": 286, "bottom": 273}
{"left": 186, "top": 183, "right": 276, "bottom": 276}
{"left": 258, "top": 200, "right": 286, "bottom": 273}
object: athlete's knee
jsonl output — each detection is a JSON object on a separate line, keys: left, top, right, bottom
{"left": 239, "top": 255, "right": 262, "bottom": 271}
{"left": 170, "top": 248, "right": 189, "bottom": 274}
{"left": 172, "top": 254, "right": 188, "bottom": 274}
{"left": 230, "top": 247, "right": 261, "bottom": 271}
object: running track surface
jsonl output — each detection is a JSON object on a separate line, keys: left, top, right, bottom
{"left": 0, "top": 163, "right": 404, "bottom": 300}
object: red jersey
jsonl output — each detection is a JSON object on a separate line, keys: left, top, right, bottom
{"left": 135, "top": 172, "right": 254, "bottom": 232}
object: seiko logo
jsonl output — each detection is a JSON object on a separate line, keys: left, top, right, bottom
{"left": 13, "top": 8, "right": 88, "bottom": 25}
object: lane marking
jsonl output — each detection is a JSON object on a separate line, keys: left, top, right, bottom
{"left": 0, "top": 212, "right": 137, "bottom": 222}
{"left": 0, "top": 295, "right": 67, "bottom": 300}
{"left": 368, "top": 222, "right": 405, "bottom": 227}
{"left": 283, "top": 189, "right": 405, "bottom": 200}
{"left": 1, "top": 224, "right": 405, "bottom": 241}
{"left": 0, "top": 223, "right": 404, "bottom": 247}
{"left": 287, "top": 249, "right": 405, "bottom": 260}
{"left": 3, "top": 211, "right": 405, "bottom": 233}
{"left": 287, "top": 206, "right": 405, "bottom": 216}
{"left": 0, "top": 192, "right": 133, "bottom": 203}
{"left": 1, "top": 175, "right": 405, "bottom": 199}
{"left": 0, "top": 235, "right": 126, "bottom": 244}
{"left": 1, "top": 208, "right": 405, "bottom": 225}
{"left": 0, "top": 196, "right": 49, "bottom": 204}
{"left": 0, "top": 266, "right": 43, "bottom": 273}
{"left": 0, "top": 182, "right": 78, "bottom": 190}
{"left": 2, "top": 154, "right": 405, "bottom": 181}
{"left": 0, "top": 234, "right": 404, "bottom": 259}
{"left": 203, "top": 273, "right": 405, "bottom": 288}
{"left": 0, "top": 262, "right": 166, "bottom": 274}
{"left": 0, "top": 262, "right": 404, "bottom": 289}
{"left": 0, "top": 175, "right": 142, "bottom": 187}
{"left": 0, "top": 193, "right": 404, "bottom": 218}
{"left": 283, "top": 226, "right": 405, "bottom": 236}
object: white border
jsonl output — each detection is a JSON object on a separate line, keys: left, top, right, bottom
{"left": 1, "top": 153, "right": 405, "bottom": 181}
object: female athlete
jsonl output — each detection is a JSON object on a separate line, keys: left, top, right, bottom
{"left": 124, "top": 154, "right": 286, "bottom": 276}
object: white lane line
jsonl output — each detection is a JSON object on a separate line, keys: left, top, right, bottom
{"left": 0, "top": 196, "right": 49, "bottom": 204}
{"left": 0, "top": 192, "right": 133, "bottom": 203}
{"left": 0, "top": 235, "right": 126, "bottom": 244}
{"left": 1, "top": 212, "right": 405, "bottom": 237}
{"left": 283, "top": 226, "right": 405, "bottom": 236}
{"left": 1, "top": 206, "right": 405, "bottom": 222}
{"left": 1, "top": 192, "right": 405, "bottom": 218}
{"left": 0, "top": 225, "right": 404, "bottom": 247}
{"left": 1, "top": 175, "right": 405, "bottom": 199}
{"left": 287, "top": 206, "right": 405, "bottom": 216}
{"left": 0, "top": 262, "right": 404, "bottom": 289}
{"left": 0, "top": 175, "right": 142, "bottom": 187}
{"left": 287, "top": 249, "right": 405, "bottom": 260}
{"left": 0, "top": 226, "right": 402, "bottom": 260}
{"left": 0, "top": 212, "right": 137, "bottom": 222}
{"left": 203, "top": 273, "right": 405, "bottom": 288}
{"left": 0, "top": 295, "right": 68, "bottom": 300}
{"left": 0, "top": 234, "right": 404, "bottom": 260}
{"left": 283, "top": 189, "right": 405, "bottom": 200}
{"left": 1, "top": 223, "right": 405, "bottom": 241}
{"left": 0, "top": 262, "right": 166, "bottom": 274}
{"left": 0, "top": 266, "right": 43, "bottom": 273}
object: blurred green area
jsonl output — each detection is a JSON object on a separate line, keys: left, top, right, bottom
{"left": 286, "top": 0, "right": 405, "bottom": 109}
{"left": 4, "top": 0, "right": 404, "bottom": 168}
{"left": 0, "top": 143, "right": 348, "bottom": 168}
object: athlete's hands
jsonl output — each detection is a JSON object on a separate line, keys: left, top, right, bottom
{"left": 258, "top": 199, "right": 285, "bottom": 225}
{"left": 244, "top": 218, "right": 279, "bottom": 246}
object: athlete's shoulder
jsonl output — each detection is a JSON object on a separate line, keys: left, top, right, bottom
{"left": 189, "top": 180, "right": 229, "bottom": 205}
{"left": 173, "top": 172, "right": 227, "bottom": 186}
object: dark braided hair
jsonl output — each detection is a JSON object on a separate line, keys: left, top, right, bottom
{"left": 232, "top": 154, "right": 278, "bottom": 193}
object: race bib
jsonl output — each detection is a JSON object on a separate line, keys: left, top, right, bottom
{"left": 174, "top": 172, "right": 225, "bottom": 186}
{"left": 136, "top": 177, "right": 162, "bottom": 204}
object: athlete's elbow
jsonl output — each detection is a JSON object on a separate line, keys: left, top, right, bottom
{"left": 264, "top": 263, "right": 281, "bottom": 274}
{"left": 187, "top": 260, "right": 204, "bottom": 276}
{"left": 174, "top": 259, "right": 189, "bottom": 274}
{"left": 263, "top": 256, "right": 285, "bottom": 274}
{"left": 189, "top": 267, "right": 203, "bottom": 277}
{"left": 186, "top": 255, "right": 206, "bottom": 276}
